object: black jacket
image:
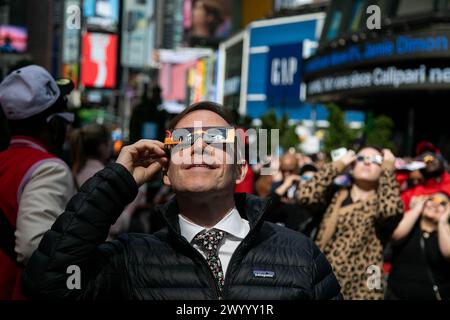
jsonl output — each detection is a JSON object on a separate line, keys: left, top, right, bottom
{"left": 23, "top": 163, "right": 342, "bottom": 300}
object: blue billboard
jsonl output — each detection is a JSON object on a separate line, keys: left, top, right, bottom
{"left": 266, "top": 43, "right": 302, "bottom": 104}
{"left": 83, "top": 0, "right": 120, "bottom": 33}
{"left": 245, "top": 14, "right": 327, "bottom": 120}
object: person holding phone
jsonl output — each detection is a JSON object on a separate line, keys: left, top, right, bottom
{"left": 386, "top": 192, "right": 450, "bottom": 300}
{"left": 279, "top": 147, "right": 404, "bottom": 299}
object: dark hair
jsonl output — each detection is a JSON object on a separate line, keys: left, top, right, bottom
{"left": 299, "top": 164, "right": 318, "bottom": 175}
{"left": 7, "top": 95, "right": 68, "bottom": 137}
{"left": 0, "top": 106, "right": 10, "bottom": 151}
{"left": 356, "top": 146, "right": 383, "bottom": 155}
{"left": 70, "top": 123, "right": 110, "bottom": 175}
{"left": 167, "top": 101, "right": 235, "bottom": 130}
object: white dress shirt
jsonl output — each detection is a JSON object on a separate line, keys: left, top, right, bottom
{"left": 178, "top": 207, "right": 250, "bottom": 277}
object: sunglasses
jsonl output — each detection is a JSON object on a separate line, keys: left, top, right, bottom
{"left": 164, "top": 126, "right": 236, "bottom": 153}
{"left": 355, "top": 155, "right": 383, "bottom": 165}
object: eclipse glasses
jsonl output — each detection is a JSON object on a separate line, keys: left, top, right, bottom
{"left": 164, "top": 126, "right": 236, "bottom": 152}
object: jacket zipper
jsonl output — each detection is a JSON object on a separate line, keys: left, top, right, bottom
{"left": 172, "top": 232, "right": 223, "bottom": 299}
{"left": 222, "top": 230, "right": 260, "bottom": 298}
{"left": 222, "top": 215, "right": 268, "bottom": 297}
{"left": 221, "top": 199, "right": 272, "bottom": 297}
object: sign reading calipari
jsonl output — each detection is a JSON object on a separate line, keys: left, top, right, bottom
{"left": 307, "top": 64, "right": 450, "bottom": 95}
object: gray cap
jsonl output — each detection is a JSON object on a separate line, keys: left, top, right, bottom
{"left": 0, "top": 65, "right": 73, "bottom": 120}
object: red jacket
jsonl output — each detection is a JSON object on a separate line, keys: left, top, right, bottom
{"left": 0, "top": 136, "right": 57, "bottom": 300}
{"left": 401, "top": 171, "right": 450, "bottom": 211}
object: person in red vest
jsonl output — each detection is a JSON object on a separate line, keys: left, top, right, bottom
{"left": 0, "top": 65, "right": 76, "bottom": 299}
{"left": 401, "top": 142, "right": 450, "bottom": 211}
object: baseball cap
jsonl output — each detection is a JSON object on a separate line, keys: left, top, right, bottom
{"left": 0, "top": 65, "right": 74, "bottom": 120}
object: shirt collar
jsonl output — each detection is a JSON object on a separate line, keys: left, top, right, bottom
{"left": 178, "top": 207, "right": 248, "bottom": 243}
{"left": 9, "top": 135, "right": 49, "bottom": 152}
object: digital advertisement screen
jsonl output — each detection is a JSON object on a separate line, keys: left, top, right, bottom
{"left": 83, "top": 0, "right": 120, "bottom": 33}
{"left": 121, "top": 0, "right": 156, "bottom": 68}
{"left": 183, "top": 0, "right": 233, "bottom": 47}
{"left": 80, "top": 32, "right": 118, "bottom": 89}
{"left": 0, "top": 25, "right": 28, "bottom": 53}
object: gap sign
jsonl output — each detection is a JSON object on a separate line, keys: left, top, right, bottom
{"left": 266, "top": 43, "right": 302, "bottom": 104}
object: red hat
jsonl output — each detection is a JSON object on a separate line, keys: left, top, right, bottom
{"left": 415, "top": 141, "right": 440, "bottom": 157}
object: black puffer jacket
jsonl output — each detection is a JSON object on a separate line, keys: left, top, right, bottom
{"left": 23, "top": 163, "right": 342, "bottom": 300}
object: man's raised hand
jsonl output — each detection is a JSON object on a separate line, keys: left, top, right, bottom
{"left": 116, "top": 140, "right": 168, "bottom": 187}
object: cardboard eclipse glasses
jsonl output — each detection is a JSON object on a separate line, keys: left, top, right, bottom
{"left": 164, "top": 127, "right": 236, "bottom": 152}
{"left": 355, "top": 155, "right": 383, "bottom": 165}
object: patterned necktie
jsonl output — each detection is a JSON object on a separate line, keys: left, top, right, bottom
{"left": 193, "top": 228, "right": 226, "bottom": 292}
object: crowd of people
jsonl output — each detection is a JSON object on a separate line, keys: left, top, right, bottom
{"left": 255, "top": 147, "right": 450, "bottom": 300}
{"left": 1, "top": 65, "right": 450, "bottom": 300}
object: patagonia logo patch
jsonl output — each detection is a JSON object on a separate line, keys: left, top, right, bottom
{"left": 253, "top": 270, "right": 275, "bottom": 278}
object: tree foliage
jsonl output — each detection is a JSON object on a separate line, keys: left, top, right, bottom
{"left": 259, "top": 110, "right": 299, "bottom": 154}
{"left": 323, "top": 103, "right": 357, "bottom": 155}
{"left": 365, "top": 115, "right": 396, "bottom": 151}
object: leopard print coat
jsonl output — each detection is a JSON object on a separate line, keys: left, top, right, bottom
{"left": 297, "top": 161, "right": 404, "bottom": 300}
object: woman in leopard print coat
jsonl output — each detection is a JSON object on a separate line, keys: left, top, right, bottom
{"left": 281, "top": 148, "right": 404, "bottom": 299}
